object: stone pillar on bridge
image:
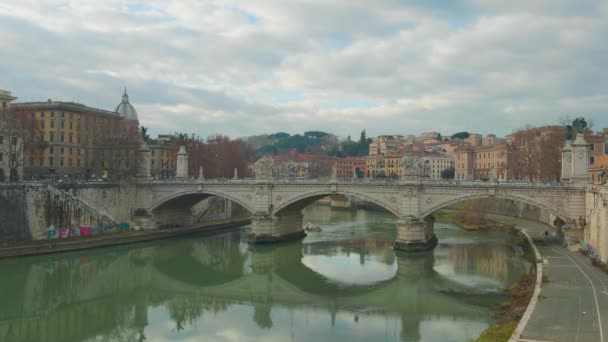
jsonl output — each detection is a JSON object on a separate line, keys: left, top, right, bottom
{"left": 249, "top": 156, "right": 307, "bottom": 243}
{"left": 570, "top": 134, "right": 590, "bottom": 186}
{"left": 175, "top": 145, "right": 189, "bottom": 178}
{"left": 250, "top": 209, "right": 306, "bottom": 243}
{"left": 561, "top": 140, "right": 572, "bottom": 182}
{"left": 135, "top": 140, "right": 153, "bottom": 182}
{"left": 394, "top": 215, "right": 437, "bottom": 251}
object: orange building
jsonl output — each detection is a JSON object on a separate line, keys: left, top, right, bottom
{"left": 589, "top": 155, "right": 608, "bottom": 184}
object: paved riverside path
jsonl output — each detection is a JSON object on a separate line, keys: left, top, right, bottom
{"left": 489, "top": 214, "right": 608, "bottom": 342}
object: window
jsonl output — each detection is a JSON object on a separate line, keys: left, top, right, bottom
{"left": 69, "top": 121, "right": 72, "bottom": 129}
{"left": 60, "top": 133, "right": 64, "bottom": 142}
{"left": 69, "top": 112, "right": 73, "bottom": 119}
{"left": 61, "top": 112, "right": 65, "bottom": 118}
{"left": 11, "top": 136, "right": 17, "bottom": 145}
{"left": 0, "top": 153, "right": 2, "bottom": 161}
{"left": 49, "top": 157, "right": 53, "bottom": 166}
{"left": 50, "top": 120, "right": 54, "bottom": 128}
{"left": 69, "top": 134, "right": 73, "bottom": 143}
{"left": 60, "top": 158, "right": 64, "bottom": 166}
{"left": 69, "top": 148, "right": 72, "bottom": 155}
{"left": 590, "top": 156, "right": 595, "bottom": 165}
{"left": 590, "top": 144, "right": 595, "bottom": 151}
{"left": 50, "top": 147, "right": 54, "bottom": 154}
{"left": 0, "top": 136, "right": 3, "bottom": 144}
{"left": 61, "top": 120, "right": 64, "bottom": 129}
{"left": 51, "top": 112, "right": 54, "bottom": 118}
{"left": 50, "top": 133, "right": 54, "bottom": 141}
{"left": 39, "top": 158, "right": 43, "bottom": 166}
{"left": 60, "top": 147, "right": 64, "bottom": 155}
{"left": 11, "top": 153, "right": 16, "bottom": 163}
{"left": 40, "top": 112, "right": 45, "bottom": 118}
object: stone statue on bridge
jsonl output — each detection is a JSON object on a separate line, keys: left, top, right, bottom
{"left": 400, "top": 155, "right": 424, "bottom": 180}
{"left": 254, "top": 156, "right": 274, "bottom": 180}
{"left": 566, "top": 117, "right": 588, "bottom": 141}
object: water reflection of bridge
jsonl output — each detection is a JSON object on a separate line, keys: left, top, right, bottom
{"left": 0, "top": 233, "right": 512, "bottom": 342}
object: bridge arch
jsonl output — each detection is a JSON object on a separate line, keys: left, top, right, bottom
{"left": 272, "top": 189, "right": 400, "bottom": 217}
{"left": 420, "top": 193, "right": 571, "bottom": 223}
{"left": 149, "top": 190, "right": 255, "bottom": 214}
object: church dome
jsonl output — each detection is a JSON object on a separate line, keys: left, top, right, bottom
{"left": 114, "top": 89, "right": 138, "bottom": 121}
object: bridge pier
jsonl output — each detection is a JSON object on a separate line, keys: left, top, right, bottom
{"left": 394, "top": 215, "right": 437, "bottom": 251}
{"left": 249, "top": 210, "right": 306, "bottom": 243}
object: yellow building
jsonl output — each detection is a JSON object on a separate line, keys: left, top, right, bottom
{"left": 12, "top": 91, "right": 140, "bottom": 180}
{"left": 383, "top": 155, "right": 403, "bottom": 177}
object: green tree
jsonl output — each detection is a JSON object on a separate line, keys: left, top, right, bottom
{"left": 359, "top": 130, "right": 367, "bottom": 145}
{"left": 304, "top": 131, "right": 329, "bottom": 139}
{"left": 441, "top": 167, "right": 455, "bottom": 179}
{"left": 451, "top": 132, "right": 470, "bottom": 140}
{"left": 268, "top": 132, "right": 290, "bottom": 140}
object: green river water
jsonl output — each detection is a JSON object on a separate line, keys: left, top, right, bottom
{"left": 0, "top": 205, "right": 533, "bottom": 342}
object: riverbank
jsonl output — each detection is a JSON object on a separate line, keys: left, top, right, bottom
{"left": 473, "top": 226, "right": 537, "bottom": 342}
{"left": 0, "top": 216, "right": 251, "bottom": 259}
{"left": 440, "top": 210, "right": 541, "bottom": 342}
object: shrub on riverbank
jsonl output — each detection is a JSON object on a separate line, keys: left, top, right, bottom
{"left": 453, "top": 199, "right": 491, "bottom": 230}
{"left": 580, "top": 249, "right": 608, "bottom": 275}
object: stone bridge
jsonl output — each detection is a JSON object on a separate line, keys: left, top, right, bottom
{"left": 33, "top": 134, "right": 592, "bottom": 251}
{"left": 139, "top": 177, "right": 585, "bottom": 250}
{"left": 50, "top": 171, "right": 585, "bottom": 251}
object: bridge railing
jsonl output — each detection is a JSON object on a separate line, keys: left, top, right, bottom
{"left": 12, "top": 178, "right": 583, "bottom": 189}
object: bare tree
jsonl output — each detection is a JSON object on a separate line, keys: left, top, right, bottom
{"left": 508, "top": 125, "right": 565, "bottom": 182}
{"left": 1, "top": 107, "right": 42, "bottom": 181}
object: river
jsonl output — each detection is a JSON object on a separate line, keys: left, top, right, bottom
{"left": 0, "top": 204, "right": 533, "bottom": 342}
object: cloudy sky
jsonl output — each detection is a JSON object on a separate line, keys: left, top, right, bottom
{"left": 1, "top": 1, "right": 607, "bottom": 139}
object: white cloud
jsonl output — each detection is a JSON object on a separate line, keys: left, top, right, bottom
{"left": 1, "top": 0, "right": 607, "bottom": 138}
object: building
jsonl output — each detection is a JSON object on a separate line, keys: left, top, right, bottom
{"left": 350, "top": 157, "right": 367, "bottom": 178}
{"left": 464, "top": 133, "right": 482, "bottom": 147}
{"left": 0, "top": 90, "right": 16, "bottom": 110}
{"left": 148, "top": 137, "right": 173, "bottom": 179}
{"left": 454, "top": 145, "right": 475, "bottom": 180}
{"left": 587, "top": 131, "right": 608, "bottom": 184}
{"left": 365, "top": 155, "right": 382, "bottom": 178}
{"left": 589, "top": 154, "right": 608, "bottom": 184}
{"left": 12, "top": 90, "right": 140, "bottom": 180}
{"left": 335, "top": 158, "right": 353, "bottom": 178}
{"left": 0, "top": 90, "right": 19, "bottom": 181}
{"left": 421, "top": 156, "right": 454, "bottom": 179}
{"left": 369, "top": 135, "right": 402, "bottom": 156}
{"left": 383, "top": 155, "right": 402, "bottom": 178}
{"left": 473, "top": 143, "right": 508, "bottom": 180}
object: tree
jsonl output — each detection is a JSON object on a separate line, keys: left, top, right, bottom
{"left": 92, "top": 118, "right": 141, "bottom": 180}
{"left": 451, "top": 132, "right": 470, "bottom": 140}
{"left": 1, "top": 107, "right": 42, "bottom": 181}
{"left": 507, "top": 125, "right": 565, "bottom": 182}
{"left": 141, "top": 126, "right": 150, "bottom": 143}
{"left": 304, "top": 131, "right": 329, "bottom": 140}
{"left": 441, "top": 167, "right": 455, "bottom": 180}
{"left": 268, "top": 132, "right": 290, "bottom": 140}
{"left": 359, "top": 130, "right": 367, "bottom": 145}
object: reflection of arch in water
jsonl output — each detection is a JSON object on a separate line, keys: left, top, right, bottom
{"left": 153, "top": 233, "right": 248, "bottom": 287}
{"left": 256, "top": 241, "right": 398, "bottom": 298}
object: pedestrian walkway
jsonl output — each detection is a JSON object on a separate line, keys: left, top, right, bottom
{"left": 498, "top": 216, "right": 608, "bottom": 342}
